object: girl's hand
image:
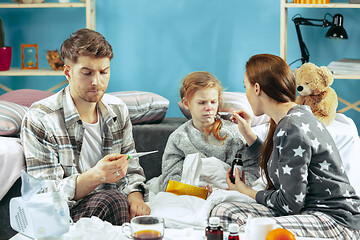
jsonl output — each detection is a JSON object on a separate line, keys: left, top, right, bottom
{"left": 226, "top": 168, "right": 258, "bottom": 200}
{"left": 200, "top": 184, "right": 213, "bottom": 197}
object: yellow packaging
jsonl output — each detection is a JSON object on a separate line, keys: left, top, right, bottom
{"left": 165, "top": 180, "right": 208, "bottom": 200}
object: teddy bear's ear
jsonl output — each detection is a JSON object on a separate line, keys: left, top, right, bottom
{"left": 318, "top": 66, "right": 334, "bottom": 86}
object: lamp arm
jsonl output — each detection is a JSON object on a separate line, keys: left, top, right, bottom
{"left": 294, "top": 21, "right": 310, "bottom": 64}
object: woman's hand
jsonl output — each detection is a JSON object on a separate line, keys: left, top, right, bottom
{"left": 226, "top": 168, "right": 258, "bottom": 200}
{"left": 231, "top": 110, "right": 257, "bottom": 146}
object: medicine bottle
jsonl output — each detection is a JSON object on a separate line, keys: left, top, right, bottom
{"left": 205, "top": 217, "right": 223, "bottom": 240}
{"left": 228, "top": 223, "right": 240, "bottom": 240}
{"left": 229, "top": 153, "right": 245, "bottom": 184}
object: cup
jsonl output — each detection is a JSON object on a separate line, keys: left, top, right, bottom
{"left": 122, "top": 216, "right": 164, "bottom": 239}
{"left": 245, "top": 217, "right": 280, "bottom": 240}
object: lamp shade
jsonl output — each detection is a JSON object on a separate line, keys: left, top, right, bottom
{"left": 326, "top": 14, "right": 348, "bottom": 39}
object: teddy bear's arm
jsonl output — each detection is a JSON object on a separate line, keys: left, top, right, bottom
{"left": 317, "top": 88, "right": 338, "bottom": 113}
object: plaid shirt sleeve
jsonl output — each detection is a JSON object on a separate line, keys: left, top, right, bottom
{"left": 21, "top": 106, "right": 79, "bottom": 207}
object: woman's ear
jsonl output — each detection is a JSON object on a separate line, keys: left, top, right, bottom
{"left": 254, "top": 83, "right": 261, "bottom": 96}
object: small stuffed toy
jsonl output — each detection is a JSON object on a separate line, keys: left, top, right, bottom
{"left": 46, "top": 50, "right": 64, "bottom": 71}
{"left": 295, "top": 62, "right": 338, "bottom": 126}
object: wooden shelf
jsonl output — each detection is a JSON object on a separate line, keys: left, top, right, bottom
{"left": 333, "top": 74, "right": 360, "bottom": 80}
{"left": 0, "top": 2, "right": 86, "bottom": 8}
{"left": 0, "top": 68, "right": 64, "bottom": 76}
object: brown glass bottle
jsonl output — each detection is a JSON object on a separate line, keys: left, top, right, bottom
{"left": 205, "top": 217, "right": 223, "bottom": 240}
{"left": 229, "top": 153, "right": 245, "bottom": 184}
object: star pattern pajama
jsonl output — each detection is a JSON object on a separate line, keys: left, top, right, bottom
{"left": 211, "top": 105, "right": 360, "bottom": 239}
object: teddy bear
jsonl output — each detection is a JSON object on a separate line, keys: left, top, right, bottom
{"left": 295, "top": 62, "right": 338, "bottom": 126}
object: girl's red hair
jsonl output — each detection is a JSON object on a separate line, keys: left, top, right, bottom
{"left": 180, "top": 71, "right": 226, "bottom": 142}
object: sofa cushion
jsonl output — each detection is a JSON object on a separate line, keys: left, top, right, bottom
{"left": 0, "top": 101, "right": 28, "bottom": 136}
{"left": 178, "top": 91, "right": 270, "bottom": 127}
{"left": 110, "top": 91, "right": 169, "bottom": 124}
{"left": 0, "top": 89, "right": 54, "bottom": 107}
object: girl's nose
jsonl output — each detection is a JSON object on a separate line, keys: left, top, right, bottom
{"left": 205, "top": 104, "right": 213, "bottom": 111}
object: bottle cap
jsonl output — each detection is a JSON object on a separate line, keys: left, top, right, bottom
{"left": 235, "top": 153, "right": 242, "bottom": 158}
{"left": 228, "top": 223, "right": 239, "bottom": 233}
{"left": 209, "top": 217, "right": 220, "bottom": 226}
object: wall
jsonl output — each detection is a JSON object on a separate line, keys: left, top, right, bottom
{"left": 0, "top": 0, "right": 359, "bottom": 132}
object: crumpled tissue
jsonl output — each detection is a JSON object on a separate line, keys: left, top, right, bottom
{"left": 63, "top": 216, "right": 124, "bottom": 240}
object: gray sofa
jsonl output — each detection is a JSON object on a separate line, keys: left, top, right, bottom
{"left": 0, "top": 117, "right": 187, "bottom": 240}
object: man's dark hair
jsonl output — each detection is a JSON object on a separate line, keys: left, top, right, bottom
{"left": 60, "top": 28, "right": 113, "bottom": 64}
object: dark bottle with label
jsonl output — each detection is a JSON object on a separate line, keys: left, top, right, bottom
{"left": 205, "top": 217, "right": 223, "bottom": 240}
{"left": 228, "top": 223, "right": 240, "bottom": 240}
{"left": 229, "top": 153, "right": 245, "bottom": 184}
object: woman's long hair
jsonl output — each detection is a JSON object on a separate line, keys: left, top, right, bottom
{"left": 180, "top": 71, "right": 226, "bottom": 142}
{"left": 245, "top": 54, "right": 296, "bottom": 189}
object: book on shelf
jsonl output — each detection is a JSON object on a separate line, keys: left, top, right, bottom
{"left": 327, "top": 59, "right": 360, "bottom": 75}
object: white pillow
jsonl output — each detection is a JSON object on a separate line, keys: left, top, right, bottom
{"left": 178, "top": 91, "right": 270, "bottom": 127}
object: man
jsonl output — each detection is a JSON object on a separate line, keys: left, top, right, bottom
{"left": 21, "top": 28, "right": 150, "bottom": 225}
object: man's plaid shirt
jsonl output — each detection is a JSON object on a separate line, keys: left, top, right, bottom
{"left": 21, "top": 86, "right": 148, "bottom": 207}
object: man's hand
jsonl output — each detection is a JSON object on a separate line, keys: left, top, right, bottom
{"left": 74, "top": 153, "right": 129, "bottom": 200}
{"left": 226, "top": 168, "right": 257, "bottom": 200}
{"left": 93, "top": 153, "right": 129, "bottom": 184}
{"left": 128, "top": 192, "right": 150, "bottom": 220}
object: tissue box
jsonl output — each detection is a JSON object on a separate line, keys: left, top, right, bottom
{"left": 165, "top": 180, "right": 208, "bottom": 200}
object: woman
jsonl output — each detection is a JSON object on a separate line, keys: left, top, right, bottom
{"left": 210, "top": 54, "right": 360, "bottom": 239}
{"left": 160, "top": 71, "right": 259, "bottom": 191}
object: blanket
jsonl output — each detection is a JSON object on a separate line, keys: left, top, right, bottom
{"left": 146, "top": 153, "right": 266, "bottom": 229}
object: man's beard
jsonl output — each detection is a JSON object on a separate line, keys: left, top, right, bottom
{"left": 78, "top": 88, "right": 106, "bottom": 103}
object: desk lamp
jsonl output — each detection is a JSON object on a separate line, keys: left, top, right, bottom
{"left": 292, "top": 13, "right": 348, "bottom": 65}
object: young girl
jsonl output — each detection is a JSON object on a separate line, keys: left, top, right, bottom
{"left": 160, "top": 71, "right": 259, "bottom": 191}
{"left": 210, "top": 54, "right": 360, "bottom": 239}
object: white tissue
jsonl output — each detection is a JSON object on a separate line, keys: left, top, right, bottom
{"left": 63, "top": 217, "right": 124, "bottom": 240}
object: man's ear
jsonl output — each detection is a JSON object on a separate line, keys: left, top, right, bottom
{"left": 64, "top": 64, "right": 71, "bottom": 82}
{"left": 182, "top": 97, "right": 189, "bottom": 109}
